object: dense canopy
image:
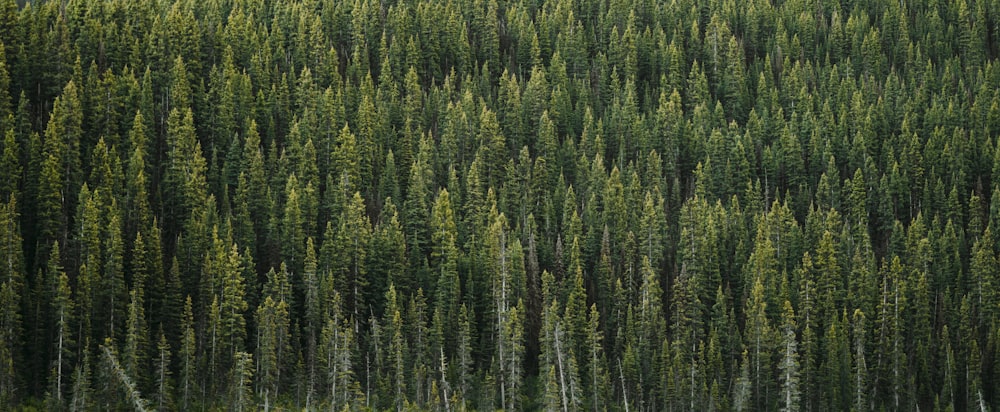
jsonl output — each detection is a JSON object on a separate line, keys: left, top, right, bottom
{"left": 0, "top": 0, "right": 999, "bottom": 410}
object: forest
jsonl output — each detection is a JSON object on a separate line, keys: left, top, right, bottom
{"left": 0, "top": 0, "right": 999, "bottom": 410}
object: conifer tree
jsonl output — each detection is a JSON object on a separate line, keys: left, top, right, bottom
{"left": 431, "top": 189, "right": 460, "bottom": 344}
{"left": 256, "top": 266, "right": 292, "bottom": 404}
{"left": 332, "top": 124, "right": 361, "bottom": 196}
{"left": 103, "top": 202, "right": 127, "bottom": 344}
{"left": 179, "top": 297, "right": 196, "bottom": 410}
{"left": 323, "top": 292, "right": 359, "bottom": 409}
{"left": 586, "top": 304, "right": 609, "bottom": 411}
{"left": 36, "top": 81, "right": 83, "bottom": 268}
{"left": 852, "top": 309, "right": 868, "bottom": 412}
{"left": 231, "top": 351, "right": 254, "bottom": 412}
{"left": 163, "top": 108, "right": 208, "bottom": 236}
{"left": 47, "top": 242, "right": 74, "bottom": 406}
{"left": 778, "top": 300, "right": 800, "bottom": 412}
{"left": 334, "top": 192, "right": 370, "bottom": 327}
{"left": 219, "top": 243, "right": 247, "bottom": 367}
{"left": 123, "top": 288, "right": 148, "bottom": 392}
{"left": 0, "top": 197, "right": 22, "bottom": 407}
{"left": 0, "top": 42, "right": 10, "bottom": 127}
{"left": 0, "top": 128, "right": 20, "bottom": 202}
{"left": 745, "top": 276, "right": 773, "bottom": 410}
{"left": 152, "top": 330, "right": 172, "bottom": 412}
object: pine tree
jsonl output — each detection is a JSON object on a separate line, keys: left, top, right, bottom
{"left": 158, "top": 254, "right": 181, "bottom": 351}
{"left": 153, "top": 330, "right": 173, "bottom": 412}
{"left": 74, "top": 185, "right": 100, "bottom": 346}
{"left": 123, "top": 288, "right": 148, "bottom": 392}
{"left": 563, "top": 264, "right": 588, "bottom": 382}
{"left": 970, "top": 232, "right": 998, "bottom": 322}
{"left": 745, "top": 276, "right": 772, "bottom": 410}
{"left": 256, "top": 266, "right": 292, "bottom": 404}
{"left": 167, "top": 55, "right": 193, "bottom": 116}
{"left": 431, "top": 189, "right": 460, "bottom": 347}
{"left": 177, "top": 296, "right": 195, "bottom": 410}
{"left": 302, "top": 238, "right": 321, "bottom": 398}
{"left": 320, "top": 291, "right": 357, "bottom": 410}
{"left": 875, "top": 257, "right": 907, "bottom": 410}
{"left": 0, "top": 42, "right": 10, "bottom": 128}
{"left": 542, "top": 296, "right": 580, "bottom": 412}
{"left": 281, "top": 174, "right": 305, "bottom": 275}
{"left": 70, "top": 346, "right": 92, "bottom": 412}
{"left": 477, "top": 107, "right": 507, "bottom": 189}
{"left": 418, "top": 311, "right": 443, "bottom": 395}
{"left": 163, "top": 108, "right": 208, "bottom": 236}
{"left": 0, "top": 197, "right": 22, "bottom": 407}
{"left": 231, "top": 351, "right": 254, "bottom": 412}
{"left": 239, "top": 119, "right": 268, "bottom": 254}
{"left": 334, "top": 191, "right": 370, "bottom": 328}
{"left": 103, "top": 203, "right": 127, "bottom": 345}
{"left": 456, "top": 303, "right": 474, "bottom": 404}
{"left": 852, "top": 309, "right": 868, "bottom": 412}
{"left": 47, "top": 242, "right": 74, "bottom": 406}
{"left": 404, "top": 133, "right": 433, "bottom": 276}
{"left": 380, "top": 284, "right": 408, "bottom": 411}
{"left": 369, "top": 197, "right": 407, "bottom": 309}
{"left": 823, "top": 311, "right": 852, "bottom": 411}
{"left": 0, "top": 127, "right": 20, "bottom": 202}
{"left": 586, "top": 304, "right": 609, "bottom": 411}
{"left": 778, "top": 300, "right": 800, "bottom": 412}
{"left": 815, "top": 229, "right": 842, "bottom": 324}
{"left": 218, "top": 243, "right": 247, "bottom": 368}
{"left": 639, "top": 191, "right": 665, "bottom": 268}
{"left": 0, "top": 278, "right": 17, "bottom": 407}
{"left": 332, "top": 124, "right": 361, "bottom": 196}
{"left": 36, "top": 83, "right": 84, "bottom": 268}
{"left": 500, "top": 299, "right": 525, "bottom": 410}
{"left": 671, "top": 256, "right": 705, "bottom": 409}
{"left": 733, "top": 348, "right": 752, "bottom": 412}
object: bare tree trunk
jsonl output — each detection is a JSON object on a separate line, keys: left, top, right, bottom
{"left": 555, "top": 325, "right": 568, "bottom": 412}
{"left": 618, "top": 359, "right": 629, "bottom": 412}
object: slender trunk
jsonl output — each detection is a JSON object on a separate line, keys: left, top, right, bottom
{"left": 256, "top": 327, "right": 262, "bottom": 399}
{"left": 498, "top": 229, "right": 508, "bottom": 410}
{"left": 159, "top": 353, "right": 165, "bottom": 409}
{"left": 330, "top": 325, "right": 338, "bottom": 412}
{"left": 276, "top": 327, "right": 283, "bottom": 399}
{"left": 366, "top": 352, "right": 371, "bottom": 408}
{"left": 893, "top": 285, "right": 899, "bottom": 410}
{"left": 183, "top": 350, "right": 190, "bottom": 409}
{"left": 441, "top": 348, "right": 451, "bottom": 412}
{"left": 618, "top": 359, "right": 629, "bottom": 412}
{"left": 555, "top": 326, "right": 568, "bottom": 412}
{"left": 592, "top": 340, "right": 598, "bottom": 412}
{"left": 209, "top": 312, "right": 217, "bottom": 400}
{"left": 691, "top": 340, "right": 697, "bottom": 411}
{"left": 785, "top": 339, "right": 792, "bottom": 410}
{"left": 755, "top": 332, "right": 761, "bottom": 410}
{"left": 855, "top": 342, "right": 863, "bottom": 411}
{"left": 56, "top": 311, "right": 64, "bottom": 402}
{"left": 110, "top": 292, "right": 115, "bottom": 341}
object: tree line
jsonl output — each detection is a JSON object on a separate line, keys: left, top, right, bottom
{"left": 0, "top": 0, "right": 999, "bottom": 410}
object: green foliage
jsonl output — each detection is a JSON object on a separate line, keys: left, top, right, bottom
{"left": 2, "top": 0, "right": 1000, "bottom": 409}
{"left": 0, "top": 198, "right": 20, "bottom": 408}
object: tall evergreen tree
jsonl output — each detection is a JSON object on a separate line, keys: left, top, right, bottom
{"left": 47, "top": 243, "right": 74, "bottom": 407}
{"left": 778, "top": 300, "right": 800, "bottom": 412}
{"left": 0, "top": 197, "right": 22, "bottom": 407}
